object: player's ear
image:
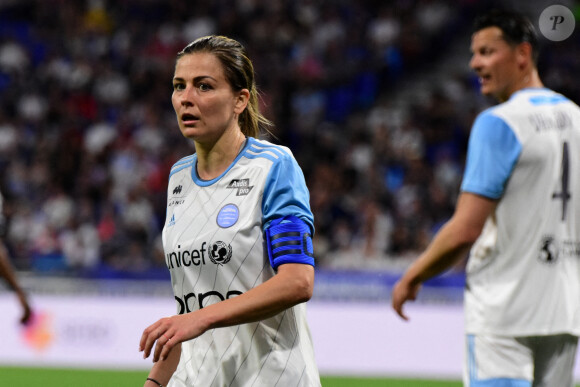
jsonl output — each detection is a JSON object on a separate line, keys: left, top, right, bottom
{"left": 516, "top": 41, "right": 532, "bottom": 69}
{"left": 234, "top": 89, "right": 250, "bottom": 114}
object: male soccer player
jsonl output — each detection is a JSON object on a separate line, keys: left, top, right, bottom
{"left": 392, "top": 9, "right": 580, "bottom": 387}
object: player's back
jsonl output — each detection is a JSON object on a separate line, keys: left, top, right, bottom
{"left": 465, "top": 88, "right": 580, "bottom": 336}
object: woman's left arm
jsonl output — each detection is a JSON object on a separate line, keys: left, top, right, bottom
{"left": 140, "top": 263, "right": 314, "bottom": 362}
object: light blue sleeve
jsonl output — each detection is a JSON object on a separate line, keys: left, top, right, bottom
{"left": 460, "top": 111, "right": 522, "bottom": 199}
{"left": 262, "top": 153, "right": 314, "bottom": 234}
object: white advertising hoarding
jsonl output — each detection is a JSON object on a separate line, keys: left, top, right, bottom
{"left": 1, "top": 294, "right": 579, "bottom": 381}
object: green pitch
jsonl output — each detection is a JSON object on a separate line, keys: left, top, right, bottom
{"left": 0, "top": 367, "right": 461, "bottom": 386}
{"left": 1, "top": 367, "right": 579, "bottom": 386}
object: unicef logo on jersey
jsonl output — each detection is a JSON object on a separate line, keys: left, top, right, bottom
{"left": 165, "top": 241, "right": 234, "bottom": 270}
{"left": 538, "top": 235, "right": 559, "bottom": 264}
{"left": 209, "top": 241, "right": 233, "bottom": 265}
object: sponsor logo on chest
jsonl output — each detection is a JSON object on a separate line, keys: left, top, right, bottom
{"left": 165, "top": 241, "right": 233, "bottom": 269}
{"left": 227, "top": 178, "right": 254, "bottom": 196}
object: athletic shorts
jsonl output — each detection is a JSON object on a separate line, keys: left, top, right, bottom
{"left": 464, "top": 333, "right": 578, "bottom": 387}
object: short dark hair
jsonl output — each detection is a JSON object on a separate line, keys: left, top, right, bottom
{"left": 473, "top": 9, "right": 539, "bottom": 64}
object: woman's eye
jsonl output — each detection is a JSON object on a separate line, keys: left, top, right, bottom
{"left": 173, "top": 83, "right": 185, "bottom": 91}
{"left": 198, "top": 83, "right": 211, "bottom": 91}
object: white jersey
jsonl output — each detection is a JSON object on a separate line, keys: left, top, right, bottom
{"left": 462, "top": 88, "right": 580, "bottom": 336}
{"left": 163, "top": 137, "right": 320, "bottom": 387}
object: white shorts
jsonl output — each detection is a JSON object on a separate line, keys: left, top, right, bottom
{"left": 464, "top": 333, "right": 578, "bottom": 387}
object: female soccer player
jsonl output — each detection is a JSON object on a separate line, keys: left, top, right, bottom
{"left": 139, "top": 35, "right": 321, "bottom": 387}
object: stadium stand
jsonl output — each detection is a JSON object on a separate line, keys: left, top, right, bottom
{"left": 0, "top": 0, "right": 578, "bottom": 281}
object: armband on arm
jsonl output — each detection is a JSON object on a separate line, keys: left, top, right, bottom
{"left": 265, "top": 216, "right": 315, "bottom": 270}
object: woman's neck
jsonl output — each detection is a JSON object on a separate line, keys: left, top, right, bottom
{"left": 195, "top": 130, "right": 246, "bottom": 181}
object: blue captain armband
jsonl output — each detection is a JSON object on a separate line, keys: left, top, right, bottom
{"left": 265, "top": 216, "right": 315, "bottom": 269}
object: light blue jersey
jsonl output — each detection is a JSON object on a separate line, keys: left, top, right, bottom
{"left": 461, "top": 88, "right": 580, "bottom": 336}
{"left": 163, "top": 137, "right": 320, "bottom": 387}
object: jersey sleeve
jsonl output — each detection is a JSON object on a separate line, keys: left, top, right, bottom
{"left": 460, "top": 111, "right": 522, "bottom": 199}
{"left": 262, "top": 151, "right": 314, "bottom": 234}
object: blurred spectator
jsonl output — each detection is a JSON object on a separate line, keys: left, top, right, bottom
{"left": 0, "top": 38, "right": 29, "bottom": 73}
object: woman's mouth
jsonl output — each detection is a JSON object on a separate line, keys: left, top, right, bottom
{"left": 181, "top": 113, "right": 199, "bottom": 126}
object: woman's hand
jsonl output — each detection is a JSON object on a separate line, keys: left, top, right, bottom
{"left": 140, "top": 313, "right": 209, "bottom": 362}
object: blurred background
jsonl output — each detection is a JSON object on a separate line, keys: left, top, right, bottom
{"left": 0, "top": 0, "right": 579, "bottom": 383}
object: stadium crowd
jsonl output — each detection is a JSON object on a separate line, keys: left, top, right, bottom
{"left": 0, "top": 0, "right": 578, "bottom": 278}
